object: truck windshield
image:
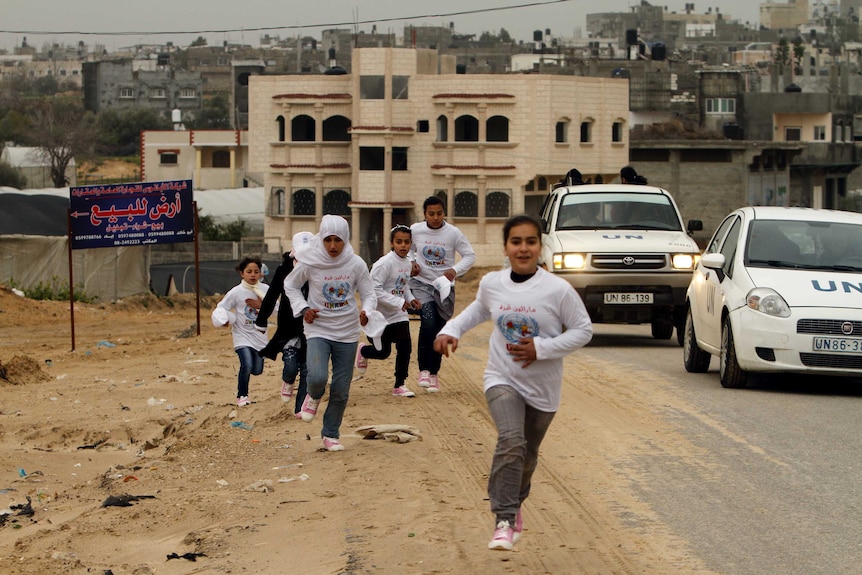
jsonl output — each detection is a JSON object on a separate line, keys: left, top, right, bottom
{"left": 556, "top": 192, "right": 682, "bottom": 231}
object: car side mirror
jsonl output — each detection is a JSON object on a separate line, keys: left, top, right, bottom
{"left": 687, "top": 219, "right": 703, "bottom": 234}
{"left": 700, "top": 252, "right": 725, "bottom": 270}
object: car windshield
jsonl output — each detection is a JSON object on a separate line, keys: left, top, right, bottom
{"left": 555, "top": 192, "right": 681, "bottom": 231}
{"left": 746, "top": 219, "right": 862, "bottom": 271}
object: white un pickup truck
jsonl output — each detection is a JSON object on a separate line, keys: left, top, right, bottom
{"left": 540, "top": 183, "right": 703, "bottom": 345}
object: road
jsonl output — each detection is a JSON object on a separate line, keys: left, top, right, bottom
{"left": 577, "top": 323, "right": 862, "bottom": 575}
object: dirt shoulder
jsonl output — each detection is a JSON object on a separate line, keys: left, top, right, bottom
{"left": 0, "top": 280, "right": 718, "bottom": 575}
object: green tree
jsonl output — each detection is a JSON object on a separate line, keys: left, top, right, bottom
{"left": 186, "top": 93, "right": 230, "bottom": 129}
{"left": 0, "top": 109, "right": 30, "bottom": 146}
{"left": 190, "top": 36, "right": 208, "bottom": 47}
{"left": 774, "top": 37, "right": 790, "bottom": 75}
{"left": 0, "top": 161, "right": 27, "bottom": 188}
{"left": 499, "top": 28, "right": 512, "bottom": 43}
{"left": 96, "top": 107, "right": 171, "bottom": 156}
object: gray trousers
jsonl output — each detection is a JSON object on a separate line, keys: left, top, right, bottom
{"left": 485, "top": 385, "right": 556, "bottom": 526}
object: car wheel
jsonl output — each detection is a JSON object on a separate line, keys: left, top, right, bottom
{"left": 683, "top": 308, "right": 711, "bottom": 373}
{"left": 719, "top": 316, "right": 748, "bottom": 388}
{"left": 651, "top": 319, "right": 673, "bottom": 340}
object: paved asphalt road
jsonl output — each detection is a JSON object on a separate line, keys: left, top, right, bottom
{"left": 583, "top": 324, "right": 862, "bottom": 575}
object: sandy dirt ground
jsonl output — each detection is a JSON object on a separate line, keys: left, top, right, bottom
{"left": 0, "top": 270, "right": 722, "bottom": 575}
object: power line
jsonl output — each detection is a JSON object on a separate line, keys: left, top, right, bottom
{"left": 0, "top": 0, "right": 574, "bottom": 37}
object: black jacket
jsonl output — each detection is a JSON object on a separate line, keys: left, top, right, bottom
{"left": 255, "top": 253, "right": 307, "bottom": 360}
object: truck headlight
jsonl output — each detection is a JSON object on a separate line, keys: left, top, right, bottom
{"left": 552, "top": 253, "right": 586, "bottom": 270}
{"left": 671, "top": 253, "right": 697, "bottom": 270}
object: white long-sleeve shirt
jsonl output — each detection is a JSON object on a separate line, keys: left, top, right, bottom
{"left": 370, "top": 250, "right": 415, "bottom": 324}
{"left": 284, "top": 255, "right": 377, "bottom": 343}
{"left": 438, "top": 268, "right": 593, "bottom": 412}
{"left": 212, "top": 282, "right": 270, "bottom": 350}
{"left": 410, "top": 221, "right": 476, "bottom": 285}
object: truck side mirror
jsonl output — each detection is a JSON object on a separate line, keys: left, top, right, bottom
{"left": 687, "top": 219, "right": 703, "bottom": 234}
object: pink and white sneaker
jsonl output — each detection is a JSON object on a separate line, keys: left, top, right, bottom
{"left": 392, "top": 385, "right": 416, "bottom": 398}
{"left": 320, "top": 436, "right": 344, "bottom": 452}
{"left": 426, "top": 374, "right": 440, "bottom": 393}
{"left": 488, "top": 520, "right": 514, "bottom": 551}
{"left": 299, "top": 395, "right": 320, "bottom": 422}
{"left": 355, "top": 344, "right": 368, "bottom": 374}
{"left": 513, "top": 510, "right": 523, "bottom": 543}
{"left": 418, "top": 370, "right": 431, "bottom": 387}
{"left": 280, "top": 381, "right": 294, "bottom": 402}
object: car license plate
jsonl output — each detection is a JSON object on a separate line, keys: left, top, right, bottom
{"left": 603, "top": 293, "right": 653, "bottom": 304}
{"left": 812, "top": 337, "right": 862, "bottom": 353}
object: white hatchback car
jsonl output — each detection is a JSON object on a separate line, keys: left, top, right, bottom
{"left": 684, "top": 206, "right": 862, "bottom": 387}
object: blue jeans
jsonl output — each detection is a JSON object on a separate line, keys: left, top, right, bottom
{"left": 282, "top": 344, "right": 308, "bottom": 414}
{"left": 485, "top": 385, "right": 556, "bottom": 526}
{"left": 235, "top": 346, "right": 264, "bottom": 398}
{"left": 306, "top": 337, "right": 356, "bottom": 439}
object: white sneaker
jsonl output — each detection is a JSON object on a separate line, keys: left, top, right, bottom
{"left": 418, "top": 370, "right": 431, "bottom": 387}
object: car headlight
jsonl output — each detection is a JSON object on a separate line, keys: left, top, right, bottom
{"left": 552, "top": 252, "right": 586, "bottom": 270}
{"left": 746, "top": 288, "right": 791, "bottom": 317}
{"left": 671, "top": 253, "right": 698, "bottom": 270}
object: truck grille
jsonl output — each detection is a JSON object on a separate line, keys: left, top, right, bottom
{"left": 590, "top": 254, "right": 667, "bottom": 270}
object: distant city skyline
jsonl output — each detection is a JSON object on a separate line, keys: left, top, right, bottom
{"left": 1, "top": 0, "right": 765, "bottom": 54}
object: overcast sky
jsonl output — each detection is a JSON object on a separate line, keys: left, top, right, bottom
{"left": 1, "top": 0, "right": 763, "bottom": 53}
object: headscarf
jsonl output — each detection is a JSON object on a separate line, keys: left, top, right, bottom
{"left": 296, "top": 214, "right": 355, "bottom": 269}
{"left": 290, "top": 231, "right": 313, "bottom": 259}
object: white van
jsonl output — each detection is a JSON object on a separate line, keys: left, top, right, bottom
{"left": 540, "top": 183, "right": 703, "bottom": 344}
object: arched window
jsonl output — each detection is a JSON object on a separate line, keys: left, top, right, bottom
{"left": 434, "top": 190, "right": 448, "bottom": 212}
{"left": 436, "top": 115, "right": 448, "bottom": 142}
{"left": 580, "top": 119, "right": 593, "bottom": 143}
{"left": 454, "top": 115, "right": 479, "bottom": 142}
{"left": 276, "top": 115, "right": 286, "bottom": 142}
{"left": 323, "top": 115, "right": 351, "bottom": 141}
{"left": 212, "top": 150, "right": 230, "bottom": 168}
{"left": 486, "top": 115, "right": 509, "bottom": 142}
{"left": 485, "top": 191, "right": 510, "bottom": 218}
{"left": 538, "top": 176, "right": 548, "bottom": 190}
{"left": 324, "top": 189, "right": 351, "bottom": 216}
{"left": 291, "top": 115, "right": 315, "bottom": 141}
{"left": 269, "top": 187, "right": 286, "bottom": 216}
{"left": 612, "top": 120, "right": 625, "bottom": 143}
{"left": 453, "top": 190, "right": 478, "bottom": 217}
{"left": 555, "top": 119, "right": 570, "bottom": 143}
{"left": 292, "top": 188, "right": 315, "bottom": 216}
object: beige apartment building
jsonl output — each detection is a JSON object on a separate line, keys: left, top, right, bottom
{"left": 141, "top": 129, "right": 252, "bottom": 190}
{"left": 248, "top": 47, "right": 629, "bottom": 265}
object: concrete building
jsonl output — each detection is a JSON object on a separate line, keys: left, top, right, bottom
{"left": 248, "top": 47, "right": 629, "bottom": 265}
{"left": 140, "top": 129, "right": 255, "bottom": 190}
{"left": 760, "top": 0, "right": 810, "bottom": 30}
{"left": 82, "top": 59, "right": 203, "bottom": 122}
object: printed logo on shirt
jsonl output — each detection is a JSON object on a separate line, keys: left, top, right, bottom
{"left": 391, "top": 272, "right": 409, "bottom": 296}
{"left": 496, "top": 313, "right": 540, "bottom": 343}
{"left": 422, "top": 245, "right": 447, "bottom": 267}
{"left": 322, "top": 280, "right": 350, "bottom": 310}
{"left": 243, "top": 304, "right": 259, "bottom": 323}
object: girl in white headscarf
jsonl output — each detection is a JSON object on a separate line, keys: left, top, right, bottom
{"left": 284, "top": 215, "right": 377, "bottom": 452}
